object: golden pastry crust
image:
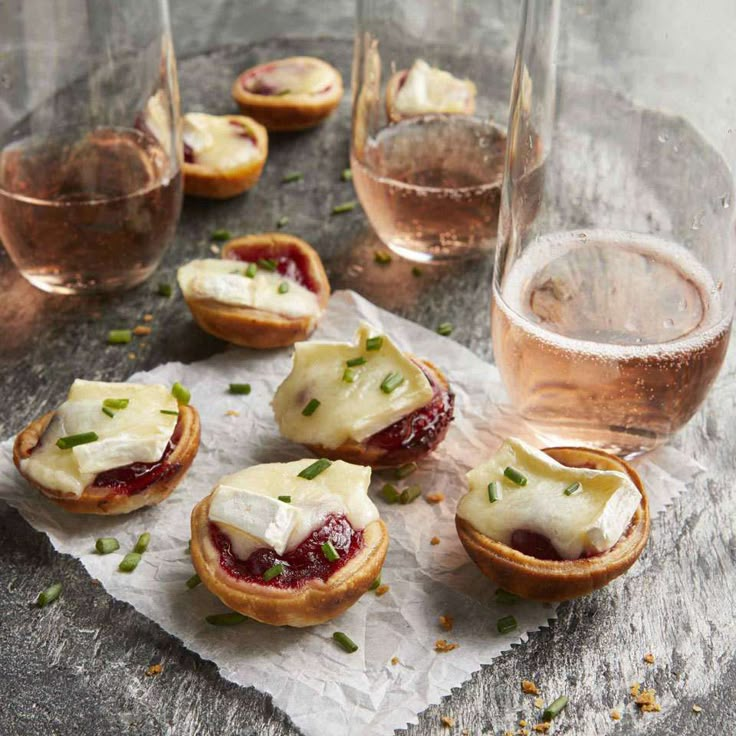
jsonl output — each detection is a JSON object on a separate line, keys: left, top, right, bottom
{"left": 232, "top": 56, "right": 343, "bottom": 131}
{"left": 455, "top": 447, "right": 650, "bottom": 602}
{"left": 304, "top": 359, "right": 453, "bottom": 469}
{"left": 13, "top": 406, "right": 200, "bottom": 515}
{"left": 190, "top": 493, "right": 388, "bottom": 627}
{"left": 385, "top": 69, "right": 476, "bottom": 123}
{"left": 183, "top": 114, "right": 268, "bottom": 199}
{"left": 183, "top": 233, "right": 330, "bottom": 349}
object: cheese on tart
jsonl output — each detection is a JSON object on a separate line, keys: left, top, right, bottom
{"left": 177, "top": 259, "right": 320, "bottom": 319}
{"left": 19, "top": 380, "right": 178, "bottom": 498}
{"left": 243, "top": 59, "right": 336, "bottom": 97}
{"left": 456, "top": 438, "right": 641, "bottom": 560}
{"left": 393, "top": 59, "right": 476, "bottom": 116}
{"left": 183, "top": 113, "right": 260, "bottom": 170}
{"left": 272, "top": 323, "right": 434, "bottom": 449}
{"left": 208, "top": 459, "right": 378, "bottom": 560}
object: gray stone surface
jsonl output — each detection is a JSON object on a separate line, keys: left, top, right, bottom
{"left": 1, "top": 12, "right": 735, "bottom": 736}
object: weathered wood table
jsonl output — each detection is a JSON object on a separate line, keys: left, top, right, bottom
{"left": 1, "top": 3, "right": 734, "bottom": 734}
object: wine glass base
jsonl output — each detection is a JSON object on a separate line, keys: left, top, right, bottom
{"left": 384, "top": 239, "right": 494, "bottom": 264}
{"left": 20, "top": 265, "right": 158, "bottom": 295}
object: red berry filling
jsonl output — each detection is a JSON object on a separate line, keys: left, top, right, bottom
{"left": 225, "top": 244, "right": 320, "bottom": 293}
{"left": 509, "top": 529, "right": 562, "bottom": 561}
{"left": 211, "top": 513, "right": 363, "bottom": 588}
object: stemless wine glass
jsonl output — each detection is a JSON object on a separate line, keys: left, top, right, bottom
{"left": 492, "top": 0, "right": 736, "bottom": 456}
{"left": 350, "top": 0, "right": 517, "bottom": 262}
{"left": 0, "top": 0, "right": 182, "bottom": 294}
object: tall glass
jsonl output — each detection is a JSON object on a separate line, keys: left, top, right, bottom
{"left": 350, "top": 0, "right": 517, "bottom": 262}
{"left": 492, "top": 0, "right": 735, "bottom": 456}
{"left": 0, "top": 0, "right": 182, "bottom": 294}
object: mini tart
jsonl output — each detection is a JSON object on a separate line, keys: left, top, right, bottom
{"left": 232, "top": 56, "right": 343, "bottom": 131}
{"left": 181, "top": 233, "right": 330, "bottom": 349}
{"left": 182, "top": 113, "right": 268, "bottom": 199}
{"left": 190, "top": 493, "right": 388, "bottom": 627}
{"left": 13, "top": 406, "right": 200, "bottom": 515}
{"left": 455, "top": 447, "right": 650, "bottom": 602}
{"left": 305, "top": 359, "right": 454, "bottom": 469}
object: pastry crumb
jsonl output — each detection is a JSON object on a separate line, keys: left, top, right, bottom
{"left": 127, "top": 352, "right": 136, "bottom": 360}
{"left": 630, "top": 682, "right": 641, "bottom": 697}
{"left": 434, "top": 639, "right": 459, "bottom": 653}
{"left": 225, "top": 410, "right": 240, "bottom": 417}
{"left": 532, "top": 723, "right": 550, "bottom": 733}
{"left": 210, "top": 244, "right": 220, "bottom": 254}
{"left": 425, "top": 492, "right": 445, "bottom": 504}
{"left": 692, "top": 704, "right": 702, "bottom": 713}
{"left": 610, "top": 709, "right": 621, "bottom": 721}
{"left": 634, "top": 688, "right": 661, "bottom": 712}
{"left": 142, "top": 313, "right": 154, "bottom": 322}
{"left": 519, "top": 720, "right": 527, "bottom": 727}
{"left": 522, "top": 679, "right": 539, "bottom": 695}
{"left": 430, "top": 536, "right": 441, "bottom": 545}
{"left": 145, "top": 663, "right": 162, "bottom": 677}
{"left": 439, "top": 615, "right": 454, "bottom": 631}
{"left": 133, "top": 325, "right": 152, "bottom": 336}
{"left": 440, "top": 715, "right": 455, "bottom": 728}
{"left": 643, "top": 652, "right": 655, "bottom": 664}
{"left": 375, "top": 584, "right": 390, "bottom": 597}
{"left": 461, "top": 730, "right": 469, "bottom": 736}
{"left": 504, "top": 731, "right": 514, "bottom": 736}
{"left": 534, "top": 697, "right": 544, "bottom": 709}
{"left": 390, "top": 656, "right": 400, "bottom": 666}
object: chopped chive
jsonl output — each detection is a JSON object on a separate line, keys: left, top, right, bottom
{"left": 228, "top": 383, "right": 252, "bottom": 395}
{"left": 563, "top": 481, "right": 582, "bottom": 496}
{"left": 257, "top": 258, "right": 277, "bottom": 272}
{"left": 263, "top": 563, "right": 285, "bottom": 582}
{"left": 381, "top": 483, "right": 401, "bottom": 504}
{"left": 118, "top": 552, "right": 142, "bottom": 573}
{"left": 497, "top": 614, "right": 518, "bottom": 634}
{"left": 102, "top": 406, "right": 115, "bottom": 418}
{"left": 302, "top": 398, "right": 321, "bottom": 416}
{"left": 95, "top": 537, "right": 120, "bottom": 555}
{"left": 298, "top": 458, "right": 332, "bottom": 480}
{"left": 346, "top": 356, "right": 367, "bottom": 367}
{"left": 331, "top": 200, "right": 357, "bottom": 215}
{"left": 343, "top": 367, "right": 356, "bottom": 383}
{"left": 369, "top": 574, "right": 381, "bottom": 590}
{"left": 205, "top": 611, "right": 247, "bottom": 625}
{"left": 494, "top": 588, "right": 520, "bottom": 605}
{"left": 366, "top": 336, "right": 383, "bottom": 351}
{"left": 543, "top": 696, "right": 569, "bottom": 722}
{"left": 282, "top": 171, "right": 303, "bottom": 183}
{"left": 245, "top": 262, "right": 258, "bottom": 278}
{"left": 160, "top": 409, "right": 179, "bottom": 416}
{"left": 395, "top": 462, "right": 417, "bottom": 480}
{"left": 380, "top": 372, "right": 404, "bottom": 394}
{"left": 321, "top": 541, "right": 340, "bottom": 562}
{"left": 107, "top": 329, "right": 132, "bottom": 344}
{"left": 412, "top": 266, "right": 423, "bottom": 277}
{"left": 278, "top": 495, "right": 292, "bottom": 503}
{"left": 333, "top": 631, "right": 358, "bottom": 653}
{"left": 186, "top": 573, "right": 201, "bottom": 589}
{"left": 504, "top": 467, "right": 528, "bottom": 486}
{"left": 171, "top": 382, "right": 190, "bottom": 406}
{"left": 437, "top": 322, "right": 453, "bottom": 336}
{"left": 36, "top": 582, "right": 62, "bottom": 608}
{"left": 211, "top": 229, "right": 231, "bottom": 241}
{"left": 56, "top": 432, "right": 98, "bottom": 450}
{"left": 399, "top": 485, "right": 422, "bottom": 505}
{"left": 158, "top": 282, "right": 172, "bottom": 298}
{"left": 103, "top": 398, "right": 129, "bottom": 410}
{"left": 134, "top": 532, "right": 151, "bottom": 555}
{"left": 374, "top": 250, "right": 392, "bottom": 265}
{"left": 276, "top": 215, "right": 289, "bottom": 228}
{"left": 488, "top": 481, "right": 501, "bottom": 503}
{"left": 278, "top": 281, "right": 289, "bottom": 294}
{"left": 341, "top": 168, "right": 353, "bottom": 181}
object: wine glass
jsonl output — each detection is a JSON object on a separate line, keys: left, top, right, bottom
{"left": 0, "top": 0, "right": 182, "bottom": 294}
{"left": 492, "top": 0, "right": 736, "bottom": 456}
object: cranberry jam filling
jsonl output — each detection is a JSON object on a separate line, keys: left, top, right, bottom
{"left": 367, "top": 364, "right": 454, "bottom": 453}
{"left": 211, "top": 513, "right": 363, "bottom": 589}
{"left": 91, "top": 419, "right": 183, "bottom": 496}
{"left": 225, "top": 245, "right": 319, "bottom": 293}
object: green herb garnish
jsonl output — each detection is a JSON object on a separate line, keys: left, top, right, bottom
{"left": 563, "top": 481, "right": 582, "bottom": 496}
{"left": 278, "top": 281, "right": 289, "bottom": 294}
{"left": 321, "top": 541, "right": 340, "bottom": 562}
{"left": 118, "top": 552, "right": 142, "bottom": 573}
{"left": 333, "top": 631, "right": 358, "bottom": 653}
{"left": 36, "top": 583, "right": 62, "bottom": 608}
{"left": 107, "top": 329, "right": 132, "bottom": 345}
{"left": 229, "top": 383, "right": 252, "bottom": 395}
{"left": 171, "top": 382, "right": 190, "bottom": 406}
{"left": 205, "top": 611, "right": 247, "bottom": 625}
{"left": 437, "top": 322, "right": 453, "bottom": 336}
{"left": 374, "top": 250, "right": 392, "bottom": 265}
{"left": 133, "top": 532, "right": 151, "bottom": 555}
{"left": 366, "top": 336, "right": 383, "bottom": 351}
{"left": 282, "top": 171, "right": 303, "bottom": 184}
{"left": 276, "top": 215, "right": 289, "bottom": 228}
{"left": 95, "top": 537, "right": 120, "bottom": 555}
{"left": 343, "top": 367, "right": 356, "bottom": 383}
{"left": 497, "top": 615, "right": 518, "bottom": 634}
{"left": 278, "top": 495, "right": 292, "bottom": 503}
{"left": 102, "top": 406, "right": 115, "bottom": 418}
{"left": 302, "top": 398, "right": 321, "bottom": 416}
{"left": 245, "top": 262, "right": 258, "bottom": 278}
{"left": 331, "top": 200, "right": 357, "bottom": 215}
{"left": 494, "top": 589, "right": 520, "bottom": 605}
{"left": 543, "top": 696, "right": 569, "bottom": 722}
{"left": 186, "top": 573, "right": 201, "bottom": 589}
{"left": 380, "top": 372, "right": 404, "bottom": 394}
{"left": 381, "top": 483, "right": 400, "bottom": 504}
{"left": 298, "top": 458, "right": 332, "bottom": 480}
{"left": 211, "top": 229, "right": 231, "bottom": 241}
{"left": 263, "top": 563, "right": 285, "bottom": 582}
{"left": 503, "top": 467, "right": 527, "bottom": 486}
{"left": 346, "top": 356, "right": 367, "bottom": 367}
{"left": 395, "top": 462, "right": 417, "bottom": 480}
{"left": 56, "top": 432, "right": 98, "bottom": 450}
{"left": 257, "top": 258, "right": 277, "bottom": 272}
{"left": 158, "top": 282, "right": 172, "bottom": 298}
{"left": 103, "top": 398, "right": 129, "bottom": 410}
{"left": 160, "top": 409, "right": 179, "bottom": 416}
{"left": 341, "top": 168, "right": 353, "bottom": 181}
{"left": 399, "top": 485, "right": 422, "bottom": 505}
{"left": 488, "top": 481, "right": 501, "bottom": 503}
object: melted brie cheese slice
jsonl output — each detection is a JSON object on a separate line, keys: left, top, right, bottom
{"left": 456, "top": 438, "right": 641, "bottom": 559}
{"left": 20, "top": 380, "right": 178, "bottom": 497}
{"left": 177, "top": 259, "right": 320, "bottom": 319}
{"left": 393, "top": 59, "right": 476, "bottom": 116}
{"left": 183, "top": 113, "right": 259, "bottom": 170}
{"left": 250, "top": 61, "right": 334, "bottom": 96}
{"left": 208, "top": 459, "right": 377, "bottom": 558}
{"left": 272, "top": 323, "right": 434, "bottom": 449}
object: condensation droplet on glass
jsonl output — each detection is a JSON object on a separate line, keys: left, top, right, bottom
{"left": 657, "top": 133, "right": 669, "bottom": 143}
{"left": 663, "top": 318, "right": 674, "bottom": 329}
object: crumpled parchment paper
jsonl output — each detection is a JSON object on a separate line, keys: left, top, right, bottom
{"left": 0, "top": 290, "right": 701, "bottom": 736}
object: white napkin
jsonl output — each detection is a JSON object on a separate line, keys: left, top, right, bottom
{"left": 0, "top": 290, "right": 700, "bottom": 736}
